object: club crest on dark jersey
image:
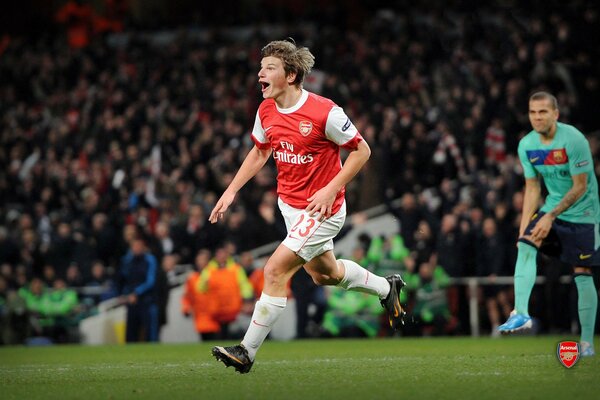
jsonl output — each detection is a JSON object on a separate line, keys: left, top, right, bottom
{"left": 299, "top": 121, "right": 313, "bottom": 137}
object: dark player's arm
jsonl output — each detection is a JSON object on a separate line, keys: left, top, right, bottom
{"left": 519, "top": 177, "right": 542, "bottom": 236}
{"left": 548, "top": 173, "right": 587, "bottom": 219}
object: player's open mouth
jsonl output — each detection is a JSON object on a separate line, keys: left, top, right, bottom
{"left": 260, "top": 82, "right": 270, "bottom": 92}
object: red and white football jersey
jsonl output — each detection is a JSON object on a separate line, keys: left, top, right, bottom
{"left": 251, "top": 89, "right": 363, "bottom": 214}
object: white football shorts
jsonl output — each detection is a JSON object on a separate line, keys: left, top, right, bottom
{"left": 278, "top": 198, "right": 346, "bottom": 262}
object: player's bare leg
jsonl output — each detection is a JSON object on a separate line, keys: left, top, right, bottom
{"left": 212, "top": 244, "right": 302, "bottom": 373}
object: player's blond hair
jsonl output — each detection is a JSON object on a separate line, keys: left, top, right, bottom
{"left": 261, "top": 39, "right": 315, "bottom": 87}
{"left": 530, "top": 91, "right": 558, "bottom": 110}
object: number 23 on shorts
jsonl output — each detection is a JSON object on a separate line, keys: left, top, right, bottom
{"left": 289, "top": 213, "right": 320, "bottom": 240}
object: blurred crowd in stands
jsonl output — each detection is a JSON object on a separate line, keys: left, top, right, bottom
{"left": 1, "top": 0, "right": 599, "bottom": 344}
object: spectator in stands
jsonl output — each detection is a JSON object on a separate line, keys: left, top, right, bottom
{"left": 84, "top": 260, "right": 117, "bottom": 305}
{"left": 18, "top": 277, "right": 50, "bottom": 340}
{"left": 153, "top": 221, "right": 177, "bottom": 261}
{"left": 484, "top": 118, "right": 508, "bottom": 172}
{"left": 238, "top": 251, "right": 258, "bottom": 277}
{"left": 0, "top": 227, "right": 19, "bottom": 267}
{"left": 254, "top": 191, "right": 287, "bottom": 244}
{"left": 65, "top": 263, "right": 84, "bottom": 287}
{"left": 412, "top": 220, "right": 436, "bottom": 268}
{"left": 116, "top": 236, "right": 159, "bottom": 342}
{"left": 434, "top": 212, "right": 468, "bottom": 333}
{"left": 388, "top": 193, "right": 423, "bottom": 250}
{"left": 0, "top": 276, "right": 15, "bottom": 344}
{"left": 156, "top": 253, "right": 176, "bottom": 329}
{"left": 321, "top": 285, "right": 383, "bottom": 338}
{"left": 48, "top": 222, "right": 76, "bottom": 278}
{"left": 14, "top": 266, "right": 28, "bottom": 290}
{"left": 17, "top": 228, "right": 43, "bottom": 278}
{"left": 221, "top": 207, "right": 259, "bottom": 252}
{"left": 44, "top": 278, "right": 81, "bottom": 343}
{"left": 0, "top": 264, "right": 15, "bottom": 290}
{"left": 434, "top": 213, "right": 464, "bottom": 278}
{"left": 368, "top": 234, "right": 410, "bottom": 279}
{"left": 172, "top": 204, "right": 222, "bottom": 264}
{"left": 90, "top": 213, "right": 120, "bottom": 268}
{"left": 42, "top": 264, "right": 57, "bottom": 287}
{"left": 411, "top": 260, "right": 454, "bottom": 336}
{"left": 0, "top": 278, "right": 27, "bottom": 344}
{"left": 291, "top": 268, "right": 327, "bottom": 339}
{"left": 476, "top": 217, "right": 511, "bottom": 335}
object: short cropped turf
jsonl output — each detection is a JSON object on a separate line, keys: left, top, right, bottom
{"left": 0, "top": 336, "right": 598, "bottom": 400}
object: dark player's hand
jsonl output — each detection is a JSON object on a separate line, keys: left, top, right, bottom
{"left": 530, "top": 214, "right": 553, "bottom": 242}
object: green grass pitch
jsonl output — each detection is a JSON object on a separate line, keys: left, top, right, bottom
{"left": 1, "top": 336, "right": 598, "bottom": 400}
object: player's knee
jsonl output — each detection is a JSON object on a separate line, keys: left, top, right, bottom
{"left": 573, "top": 266, "right": 592, "bottom": 275}
{"left": 263, "top": 264, "right": 287, "bottom": 287}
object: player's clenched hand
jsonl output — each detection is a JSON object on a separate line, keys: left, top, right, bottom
{"left": 306, "top": 187, "right": 337, "bottom": 221}
{"left": 208, "top": 191, "right": 236, "bottom": 223}
{"left": 530, "top": 213, "right": 553, "bottom": 241}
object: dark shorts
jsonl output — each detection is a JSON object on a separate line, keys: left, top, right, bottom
{"left": 521, "top": 211, "right": 600, "bottom": 267}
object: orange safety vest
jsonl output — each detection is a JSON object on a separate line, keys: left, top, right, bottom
{"left": 197, "top": 259, "right": 253, "bottom": 323}
{"left": 181, "top": 272, "right": 220, "bottom": 334}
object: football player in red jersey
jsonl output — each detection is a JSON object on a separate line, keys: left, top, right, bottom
{"left": 209, "top": 39, "right": 405, "bottom": 373}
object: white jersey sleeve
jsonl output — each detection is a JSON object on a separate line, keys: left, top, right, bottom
{"left": 251, "top": 111, "right": 269, "bottom": 146}
{"left": 325, "top": 106, "right": 359, "bottom": 146}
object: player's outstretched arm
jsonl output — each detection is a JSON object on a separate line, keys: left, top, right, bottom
{"left": 208, "top": 145, "right": 272, "bottom": 223}
{"left": 306, "top": 140, "right": 371, "bottom": 220}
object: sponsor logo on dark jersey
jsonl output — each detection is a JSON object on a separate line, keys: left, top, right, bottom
{"left": 525, "top": 149, "right": 568, "bottom": 165}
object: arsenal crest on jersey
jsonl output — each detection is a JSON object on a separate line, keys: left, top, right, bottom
{"left": 299, "top": 121, "right": 313, "bottom": 136}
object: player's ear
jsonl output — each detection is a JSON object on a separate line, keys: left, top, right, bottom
{"left": 286, "top": 71, "right": 298, "bottom": 85}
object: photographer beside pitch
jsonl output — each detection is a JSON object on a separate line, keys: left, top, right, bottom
{"left": 208, "top": 39, "right": 406, "bottom": 373}
{"left": 498, "top": 92, "right": 598, "bottom": 357}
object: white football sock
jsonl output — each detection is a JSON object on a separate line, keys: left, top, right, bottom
{"left": 241, "top": 293, "right": 286, "bottom": 360}
{"left": 336, "top": 259, "right": 390, "bottom": 299}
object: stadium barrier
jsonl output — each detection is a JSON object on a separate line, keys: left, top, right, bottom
{"left": 78, "top": 273, "right": 573, "bottom": 343}
{"left": 450, "top": 275, "right": 572, "bottom": 336}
